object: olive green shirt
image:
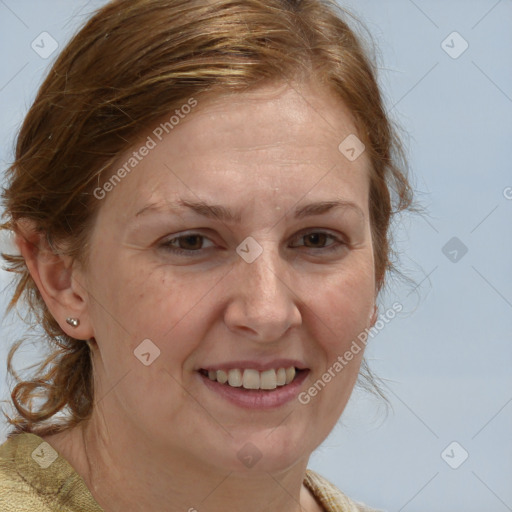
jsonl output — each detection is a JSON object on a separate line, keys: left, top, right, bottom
{"left": 0, "top": 432, "right": 380, "bottom": 511}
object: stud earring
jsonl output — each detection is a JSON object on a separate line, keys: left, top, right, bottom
{"left": 66, "top": 317, "right": 80, "bottom": 327}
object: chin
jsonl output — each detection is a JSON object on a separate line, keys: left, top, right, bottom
{"left": 218, "top": 427, "right": 314, "bottom": 475}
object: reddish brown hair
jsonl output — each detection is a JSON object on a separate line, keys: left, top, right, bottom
{"left": 1, "top": 0, "right": 414, "bottom": 437}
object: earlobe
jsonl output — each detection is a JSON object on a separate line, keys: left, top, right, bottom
{"left": 14, "top": 219, "right": 94, "bottom": 341}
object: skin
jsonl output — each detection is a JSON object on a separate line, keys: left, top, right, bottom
{"left": 17, "top": 80, "right": 378, "bottom": 512}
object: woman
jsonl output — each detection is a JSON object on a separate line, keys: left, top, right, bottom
{"left": 0, "top": 0, "right": 414, "bottom": 510}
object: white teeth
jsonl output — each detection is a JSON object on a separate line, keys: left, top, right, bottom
{"left": 285, "top": 367, "right": 296, "bottom": 385}
{"left": 260, "top": 369, "right": 277, "bottom": 389}
{"left": 276, "top": 367, "right": 286, "bottom": 386}
{"left": 205, "top": 366, "right": 299, "bottom": 390}
{"left": 216, "top": 369, "right": 228, "bottom": 384}
{"left": 242, "top": 369, "right": 260, "bottom": 389}
{"left": 227, "top": 369, "right": 242, "bottom": 387}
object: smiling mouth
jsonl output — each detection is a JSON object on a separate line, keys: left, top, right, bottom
{"left": 198, "top": 367, "right": 306, "bottom": 391}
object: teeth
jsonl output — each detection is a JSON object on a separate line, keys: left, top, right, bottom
{"left": 285, "top": 367, "right": 295, "bottom": 384}
{"left": 260, "top": 369, "right": 277, "bottom": 389}
{"left": 205, "top": 366, "right": 298, "bottom": 390}
{"left": 227, "top": 369, "right": 243, "bottom": 387}
{"left": 242, "top": 369, "right": 260, "bottom": 389}
{"left": 216, "top": 369, "right": 228, "bottom": 384}
{"left": 276, "top": 367, "right": 286, "bottom": 386}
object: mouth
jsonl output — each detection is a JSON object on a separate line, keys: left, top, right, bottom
{"left": 198, "top": 366, "right": 307, "bottom": 391}
{"left": 197, "top": 366, "right": 310, "bottom": 409}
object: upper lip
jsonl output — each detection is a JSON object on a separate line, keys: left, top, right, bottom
{"left": 198, "top": 359, "right": 308, "bottom": 372}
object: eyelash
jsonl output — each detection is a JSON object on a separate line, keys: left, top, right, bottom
{"left": 158, "top": 230, "right": 346, "bottom": 257}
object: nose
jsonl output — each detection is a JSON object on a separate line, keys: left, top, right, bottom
{"left": 223, "top": 242, "right": 302, "bottom": 343}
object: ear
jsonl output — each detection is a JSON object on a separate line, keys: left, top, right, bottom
{"left": 14, "top": 219, "right": 94, "bottom": 341}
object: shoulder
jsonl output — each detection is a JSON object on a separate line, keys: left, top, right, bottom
{"left": 0, "top": 431, "right": 104, "bottom": 511}
{"left": 0, "top": 432, "right": 55, "bottom": 511}
{"left": 304, "top": 468, "right": 384, "bottom": 512}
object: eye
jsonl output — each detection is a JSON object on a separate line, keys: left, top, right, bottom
{"left": 159, "top": 229, "right": 346, "bottom": 257}
{"left": 291, "top": 231, "right": 345, "bottom": 253}
{"left": 159, "top": 233, "right": 214, "bottom": 256}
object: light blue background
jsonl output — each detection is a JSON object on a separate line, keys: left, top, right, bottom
{"left": 1, "top": 1, "right": 511, "bottom": 511}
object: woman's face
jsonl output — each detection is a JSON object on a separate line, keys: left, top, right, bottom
{"left": 78, "top": 81, "right": 377, "bottom": 473}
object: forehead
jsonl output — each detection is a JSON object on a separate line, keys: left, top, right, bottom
{"left": 99, "top": 81, "right": 370, "bottom": 220}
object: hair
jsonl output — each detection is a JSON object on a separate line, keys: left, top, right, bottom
{"left": 1, "top": 0, "right": 415, "bottom": 438}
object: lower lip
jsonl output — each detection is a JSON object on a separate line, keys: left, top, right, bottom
{"left": 198, "top": 370, "right": 310, "bottom": 409}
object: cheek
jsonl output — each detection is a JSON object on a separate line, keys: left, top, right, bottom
{"left": 306, "top": 262, "right": 375, "bottom": 352}
{"left": 298, "top": 266, "right": 373, "bottom": 417}
{"left": 89, "top": 259, "right": 224, "bottom": 358}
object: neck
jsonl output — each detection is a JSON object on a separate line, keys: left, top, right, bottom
{"left": 42, "top": 411, "right": 320, "bottom": 512}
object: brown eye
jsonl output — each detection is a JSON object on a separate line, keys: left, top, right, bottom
{"left": 292, "top": 231, "right": 344, "bottom": 253}
{"left": 175, "top": 235, "right": 204, "bottom": 250}
{"left": 303, "top": 232, "right": 330, "bottom": 248}
{"left": 159, "top": 233, "right": 214, "bottom": 256}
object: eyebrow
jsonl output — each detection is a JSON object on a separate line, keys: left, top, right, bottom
{"left": 135, "top": 198, "right": 364, "bottom": 222}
